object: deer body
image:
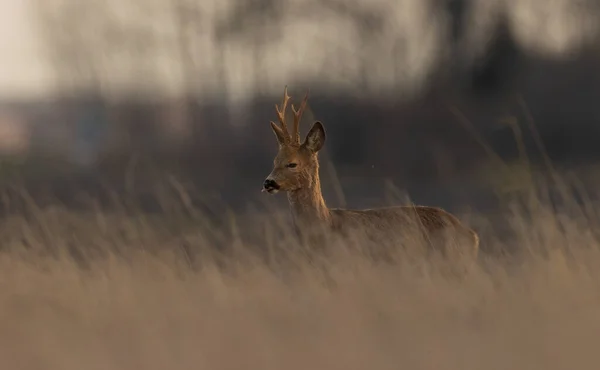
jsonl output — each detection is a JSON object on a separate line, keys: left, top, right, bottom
{"left": 263, "top": 87, "right": 479, "bottom": 260}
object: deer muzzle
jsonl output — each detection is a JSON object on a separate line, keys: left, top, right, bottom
{"left": 262, "top": 178, "right": 280, "bottom": 194}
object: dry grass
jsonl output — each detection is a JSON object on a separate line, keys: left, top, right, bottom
{"left": 0, "top": 189, "right": 599, "bottom": 370}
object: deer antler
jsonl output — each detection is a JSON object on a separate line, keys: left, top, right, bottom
{"left": 291, "top": 90, "right": 309, "bottom": 144}
{"left": 272, "top": 86, "right": 291, "bottom": 143}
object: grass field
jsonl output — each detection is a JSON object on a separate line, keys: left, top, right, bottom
{"left": 0, "top": 185, "right": 599, "bottom": 370}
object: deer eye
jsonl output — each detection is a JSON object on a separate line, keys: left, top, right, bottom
{"left": 286, "top": 163, "right": 297, "bottom": 168}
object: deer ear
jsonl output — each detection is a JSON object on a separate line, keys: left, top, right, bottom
{"left": 302, "top": 121, "right": 326, "bottom": 152}
{"left": 270, "top": 121, "right": 287, "bottom": 146}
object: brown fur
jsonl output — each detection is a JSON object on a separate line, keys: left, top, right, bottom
{"left": 263, "top": 87, "right": 479, "bottom": 260}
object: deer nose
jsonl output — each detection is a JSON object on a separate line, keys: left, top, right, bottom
{"left": 263, "top": 179, "right": 280, "bottom": 191}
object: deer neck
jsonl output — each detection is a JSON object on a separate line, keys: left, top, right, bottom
{"left": 287, "top": 166, "right": 331, "bottom": 230}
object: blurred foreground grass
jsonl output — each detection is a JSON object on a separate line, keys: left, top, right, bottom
{"left": 0, "top": 178, "right": 598, "bottom": 370}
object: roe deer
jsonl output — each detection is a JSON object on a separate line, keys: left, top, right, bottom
{"left": 262, "top": 86, "right": 479, "bottom": 261}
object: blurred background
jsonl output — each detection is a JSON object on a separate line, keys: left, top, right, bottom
{"left": 1, "top": 0, "right": 600, "bottom": 217}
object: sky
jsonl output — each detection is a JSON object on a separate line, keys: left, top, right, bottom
{"left": 0, "top": 0, "right": 597, "bottom": 102}
{"left": 0, "top": 0, "right": 54, "bottom": 100}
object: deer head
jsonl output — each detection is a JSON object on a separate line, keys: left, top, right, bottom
{"left": 263, "top": 86, "right": 326, "bottom": 194}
